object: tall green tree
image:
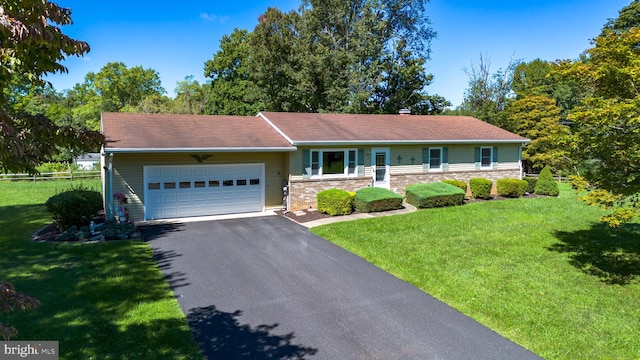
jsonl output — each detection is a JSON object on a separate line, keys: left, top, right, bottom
{"left": 172, "top": 76, "right": 208, "bottom": 114}
{"left": 66, "top": 62, "right": 166, "bottom": 129}
{"left": 0, "top": 0, "right": 103, "bottom": 174}
{"left": 459, "top": 55, "right": 518, "bottom": 124}
{"left": 601, "top": 0, "right": 640, "bottom": 35}
{"left": 504, "top": 95, "right": 571, "bottom": 173}
{"left": 250, "top": 8, "right": 305, "bottom": 112}
{"left": 0, "top": 0, "right": 105, "bottom": 340}
{"left": 566, "top": 19, "right": 640, "bottom": 225}
{"left": 204, "top": 0, "right": 443, "bottom": 114}
{"left": 204, "top": 29, "right": 264, "bottom": 115}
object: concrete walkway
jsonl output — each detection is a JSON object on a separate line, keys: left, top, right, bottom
{"left": 298, "top": 202, "right": 418, "bottom": 228}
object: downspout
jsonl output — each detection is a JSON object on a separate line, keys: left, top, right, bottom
{"left": 108, "top": 153, "right": 114, "bottom": 219}
{"left": 519, "top": 144, "right": 524, "bottom": 179}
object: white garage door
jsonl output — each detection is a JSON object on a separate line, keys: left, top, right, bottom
{"left": 144, "top": 164, "right": 265, "bottom": 220}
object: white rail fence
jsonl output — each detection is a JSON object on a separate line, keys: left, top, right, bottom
{"left": 0, "top": 170, "right": 101, "bottom": 181}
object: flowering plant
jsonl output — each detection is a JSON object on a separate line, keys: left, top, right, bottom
{"left": 113, "top": 192, "right": 127, "bottom": 205}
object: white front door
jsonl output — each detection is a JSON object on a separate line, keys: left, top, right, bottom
{"left": 371, "top": 148, "right": 390, "bottom": 188}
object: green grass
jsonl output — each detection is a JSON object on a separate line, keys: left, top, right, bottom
{"left": 0, "top": 180, "right": 201, "bottom": 359}
{"left": 312, "top": 184, "right": 640, "bottom": 359}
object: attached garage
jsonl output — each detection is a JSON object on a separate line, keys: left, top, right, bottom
{"left": 101, "top": 113, "right": 296, "bottom": 222}
{"left": 144, "top": 164, "right": 265, "bottom": 220}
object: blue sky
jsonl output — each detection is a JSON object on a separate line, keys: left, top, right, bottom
{"left": 46, "top": 0, "right": 630, "bottom": 107}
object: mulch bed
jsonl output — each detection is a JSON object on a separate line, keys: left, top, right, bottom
{"left": 32, "top": 212, "right": 108, "bottom": 242}
{"left": 277, "top": 209, "right": 348, "bottom": 224}
{"left": 279, "top": 193, "right": 545, "bottom": 224}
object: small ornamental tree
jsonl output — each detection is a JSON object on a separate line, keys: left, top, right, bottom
{"left": 534, "top": 166, "right": 559, "bottom": 196}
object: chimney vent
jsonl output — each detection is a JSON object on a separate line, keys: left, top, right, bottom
{"left": 399, "top": 108, "right": 411, "bottom": 115}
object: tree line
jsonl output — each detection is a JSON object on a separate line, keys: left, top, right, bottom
{"left": 453, "top": 0, "right": 640, "bottom": 225}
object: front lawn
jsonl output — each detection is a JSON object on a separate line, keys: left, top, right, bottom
{"left": 312, "top": 184, "right": 640, "bottom": 359}
{"left": 0, "top": 180, "right": 201, "bottom": 359}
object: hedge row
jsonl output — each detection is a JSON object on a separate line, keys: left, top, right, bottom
{"left": 316, "top": 170, "right": 560, "bottom": 216}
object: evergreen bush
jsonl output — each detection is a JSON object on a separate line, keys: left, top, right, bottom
{"left": 45, "top": 186, "right": 103, "bottom": 231}
{"left": 496, "top": 178, "right": 528, "bottom": 198}
{"left": 317, "top": 188, "right": 353, "bottom": 216}
{"left": 470, "top": 178, "right": 493, "bottom": 199}
{"left": 523, "top": 176, "right": 537, "bottom": 193}
{"left": 534, "top": 166, "right": 559, "bottom": 196}
{"left": 442, "top": 179, "right": 467, "bottom": 193}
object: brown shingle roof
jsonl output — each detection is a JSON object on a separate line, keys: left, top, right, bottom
{"left": 259, "top": 112, "right": 528, "bottom": 144}
{"left": 102, "top": 112, "right": 528, "bottom": 152}
{"left": 102, "top": 113, "right": 294, "bottom": 151}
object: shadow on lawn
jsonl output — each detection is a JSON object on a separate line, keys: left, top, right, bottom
{"left": 187, "top": 305, "right": 318, "bottom": 360}
{"left": 1, "top": 204, "right": 201, "bottom": 359}
{"left": 551, "top": 223, "right": 640, "bottom": 285}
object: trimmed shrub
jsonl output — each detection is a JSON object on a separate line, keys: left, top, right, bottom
{"left": 469, "top": 178, "right": 493, "bottom": 199}
{"left": 523, "top": 176, "right": 537, "bottom": 193}
{"left": 534, "top": 166, "right": 559, "bottom": 196}
{"left": 496, "top": 178, "right": 528, "bottom": 198}
{"left": 45, "top": 186, "right": 103, "bottom": 230}
{"left": 317, "top": 188, "right": 353, "bottom": 216}
{"left": 442, "top": 179, "right": 467, "bottom": 193}
{"left": 354, "top": 187, "right": 403, "bottom": 213}
{"left": 406, "top": 182, "right": 465, "bottom": 209}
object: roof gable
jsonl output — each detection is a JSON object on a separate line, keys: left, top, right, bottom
{"left": 259, "top": 112, "right": 528, "bottom": 144}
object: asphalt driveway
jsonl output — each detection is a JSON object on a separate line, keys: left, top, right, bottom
{"left": 143, "top": 215, "right": 541, "bottom": 360}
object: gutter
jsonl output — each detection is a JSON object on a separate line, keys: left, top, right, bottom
{"left": 103, "top": 147, "right": 297, "bottom": 154}
{"left": 291, "top": 139, "right": 531, "bottom": 146}
{"left": 108, "top": 153, "right": 113, "bottom": 220}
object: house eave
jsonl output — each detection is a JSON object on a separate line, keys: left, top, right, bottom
{"left": 103, "top": 147, "right": 297, "bottom": 154}
{"left": 291, "top": 139, "right": 530, "bottom": 146}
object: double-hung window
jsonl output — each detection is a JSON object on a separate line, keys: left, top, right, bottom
{"left": 310, "top": 149, "right": 357, "bottom": 177}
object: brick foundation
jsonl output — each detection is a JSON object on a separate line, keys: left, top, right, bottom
{"left": 288, "top": 177, "right": 372, "bottom": 211}
{"left": 287, "top": 169, "right": 522, "bottom": 211}
{"left": 390, "top": 169, "right": 522, "bottom": 196}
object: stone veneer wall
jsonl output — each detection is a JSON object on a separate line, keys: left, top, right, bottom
{"left": 391, "top": 169, "right": 522, "bottom": 196}
{"left": 287, "top": 169, "right": 521, "bottom": 211}
{"left": 288, "top": 177, "right": 372, "bottom": 211}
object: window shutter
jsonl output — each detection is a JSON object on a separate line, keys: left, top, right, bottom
{"left": 442, "top": 147, "right": 449, "bottom": 171}
{"left": 302, "top": 149, "right": 310, "bottom": 179}
{"left": 474, "top": 147, "right": 481, "bottom": 170}
{"left": 422, "top": 148, "right": 429, "bottom": 171}
{"left": 357, "top": 148, "right": 365, "bottom": 176}
{"left": 492, "top": 146, "right": 499, "bottom": 169}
